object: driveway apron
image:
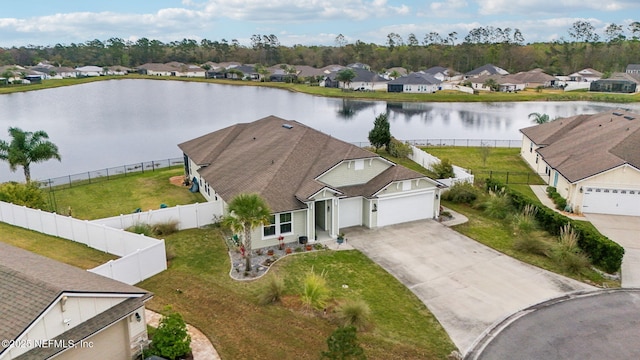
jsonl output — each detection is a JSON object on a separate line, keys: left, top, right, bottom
{"left": 585, "top": 214, "right": 640, "bottom": 287}
{"left": 345, "top": 220, "right": 594, "bottom": 354}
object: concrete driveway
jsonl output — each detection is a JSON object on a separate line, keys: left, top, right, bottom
{"left": 584, "top": 214, "right": 640, "bottom": 287}
{"left": 345, "top": 220, "right": 594, "bottom": 354}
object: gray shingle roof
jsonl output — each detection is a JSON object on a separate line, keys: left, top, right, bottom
{"left": 179, "top": 116, "right": 432, "bottom": 212}
{"left": 465, "top": 64, "right": 509, "bottom": 76}
{"left": 0, "top": 242, "right": 151, "bottom": 356}
{"left": 520, "top": 110, "right": 640, "bottom": 182}
{"left": 388, "top": 72, "right": 441, "bottom": 85}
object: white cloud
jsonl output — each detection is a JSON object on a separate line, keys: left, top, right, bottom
{"left": 476, "top": 0, "right": 639, "bottom": 16}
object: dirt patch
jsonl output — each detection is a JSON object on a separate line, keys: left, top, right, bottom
{"left": 170, "top": 175, "right": 186, "bottom": 187}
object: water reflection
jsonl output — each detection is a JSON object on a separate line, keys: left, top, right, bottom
{"left": 1, "top": 79, "right": 639, "bottom": 182}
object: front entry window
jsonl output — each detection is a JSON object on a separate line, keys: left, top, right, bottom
{"left": 263, "top": 215, "right": 276, "bottom": 237}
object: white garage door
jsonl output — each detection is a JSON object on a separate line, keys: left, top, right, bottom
{"left": 582, "top": 187, "right": 640, "bottom": 216}
{"left": 339, "top": 197, "right": 363, "bottom": 228}
{"left": 377, "top": 191, "right": 434, "bottom": 227}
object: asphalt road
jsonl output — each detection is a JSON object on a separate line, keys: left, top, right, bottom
{"left": 467, "top": 289, "right": 640, "bottom": 360}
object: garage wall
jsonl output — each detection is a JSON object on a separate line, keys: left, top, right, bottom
{"left": 572, "top": 165, "right": 640, "bottom": 214}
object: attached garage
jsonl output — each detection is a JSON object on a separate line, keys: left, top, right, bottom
{"left": 582, "top": 187, "right": 640, "bottom": 216}
{"left": 377, "top": 191, "right": 435, "bottom": 227}
{"left": 339, "top": 197, "right": 363, "bottom": 228}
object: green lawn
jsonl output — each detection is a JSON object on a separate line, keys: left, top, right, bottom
{"left": 139, "top": 228, "right": 456, "bottom": 360}
{"left": 0, "top": 222, "right": 116, "bottom": 269}
{"left": 47, "top": 167, "right": 204, "bottom": 220}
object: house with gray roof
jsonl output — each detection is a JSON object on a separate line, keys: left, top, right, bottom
{"left": 179, "top": 116, "right": 444, "bottom": 248}
{"left": 469, "top": 74, "right": 525, "bottom": 92}
{"left": 520, "top": 110, "right": 640, "bottom": 216}
{"left": 387, "top": 72, "right": 442, "bottom": 93}
{"left": 510, "top": 69, "right": 556, "bottom": 88}
{"left": 625, "top": 64, "right": 640, "bottom": 75}
{"left": 0, "top": 242, "right": 152, "bottom": 360}
{"left": 464, "top": 64, "right": 509, "bottom": 79}
{"left": 323, "top": 68, "right": 388, "bottom": 90}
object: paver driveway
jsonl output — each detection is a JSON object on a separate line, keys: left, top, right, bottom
{"left": 345, "top": 220, "right": 594, "bottom": 354}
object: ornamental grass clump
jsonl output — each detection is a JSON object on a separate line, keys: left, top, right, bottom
{"left": 257, "top": 275, "right": 285, "bottom": 305}
{"left": 482, "top": 189, "right": 512, "bottom": 219}
{"left": 334, "top": 298, "right": 372, "bottom": 331}
{"left": 301, "top": 268, "right": 330, "bottom": 310}
{"left": 550, "top": 224, "right": 591, "bottom": 274}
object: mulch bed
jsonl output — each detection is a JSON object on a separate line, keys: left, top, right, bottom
{"left": 228, "top": 242, "right": 326, "bottom": 280}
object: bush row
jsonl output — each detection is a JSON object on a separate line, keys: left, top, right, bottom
{"left": 487, "top": 179, "right": 624, "bottom": 273}
{"left": 546, "top": 186, "right": 567, "bottom": 210}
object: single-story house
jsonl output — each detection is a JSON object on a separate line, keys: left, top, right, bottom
{"left": 0, "top": 242, "right": 152, "bottom": 360}
{"left": 178, "top": 116, "right": 445, "bottom": 249}
{"left": 520, "top": 110, "right": 640, "bottom": 216}
{"left": 387, "top": 72, "right": 441, "bottom": 93}
{"left": 509, "top": 69, "right": 556, "bottom": 88}
{"left": 469, "top": 74, "right": 526, "bottom": 92}
{"left": 423, "top": 66, "right": 461, "bottom": 82}
{"left": 568, "top": 68, "right": 602, "bottom": 82}
{"left": 590, "top": 72, "right": 640, "bottom": 93}
{"left": 464, "top": 64, "right": 509, "bottom": 79}
{"left": 625, "top": 64, "right": 640, "bottom": 75}
{"left": 137, "top": 63, "right": 174, "bottom": 76}
{"left": 323, "top": 67, "right": 388, "bottom": 90}
{"left": 75, "top": 66, "right": 104, "bottom": 77}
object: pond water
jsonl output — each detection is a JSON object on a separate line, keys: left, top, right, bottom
{"left": 1, "top": 79, "right": 638, "bottom": 182}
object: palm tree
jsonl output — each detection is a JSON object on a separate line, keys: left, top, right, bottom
{"left": 222, "top": 193, "right": 272, "bottom": 272}
{"left": 0, "top": 127, "right": 61, "bottom": 182}
{"left": 528, "top": 112, "right": 551, "bottom": 124}
{"left": 336, "top": 68, "right": 356, "bottom": 89}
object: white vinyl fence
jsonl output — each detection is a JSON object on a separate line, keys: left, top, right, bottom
{"left": 0, "top": 201, "right": 166, "bottom": 285}
{"left": 90, "top": 201, "right": 224, "bottom": 230}
{"left": 408, "top": 145, "right": 474, "bottom": 187}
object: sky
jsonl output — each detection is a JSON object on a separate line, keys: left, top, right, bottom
{"left": 0, "top": 0, "right": 638, "bottom": 48}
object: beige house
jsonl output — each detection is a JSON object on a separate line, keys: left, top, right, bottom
{"left": 520, "top": 110, "right": 640, "bottom": 216}
{"left": 0, "top": 242, "right": 152, "bottom": 360}
{"left": 179, "top": 116, "right": 444, "bottom": 248}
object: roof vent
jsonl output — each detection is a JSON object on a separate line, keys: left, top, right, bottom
{"left": 282, "top": 124, "right": 293, "bottom": 129}
{"left": 613, "top": 112, "right": 623, "bottom": 116}
{"left": 624, "top": 116, "right": 635, "bottom": 121}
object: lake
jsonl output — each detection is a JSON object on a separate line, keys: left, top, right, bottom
{"left": 1, "top": 79, "right": 638, "bottom": 182}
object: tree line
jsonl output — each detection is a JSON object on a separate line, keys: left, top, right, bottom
{"left": 2, "top": 20, "right": 640, "bottom": 75}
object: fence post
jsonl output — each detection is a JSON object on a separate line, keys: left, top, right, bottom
{"left": 141, "top": 162, "right": 144, "bottom": 174}
{"left": 506, "top": 172, "right": 509, "bottom": 184}
{"left": 68, "top": 175, "right": 72, "bottom": 188}
{"left": 88, "top": 171, "right": 91, "bottom": 184}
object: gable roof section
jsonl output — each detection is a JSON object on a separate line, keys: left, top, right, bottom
{"left": 466, "top": 64, "right": 509, "bottom": 76}
{"left": 521, "top": 111, "right": 640, "bottom": 182}
{"left": 179, "top": 116, "right": 433, "bottom": 212}
{"left": 0, "top": 242, "right": 150, "bottom": 353}
{"left": 388, "top": 72, "right": 441, "bottom": 85}
{"left": 626, "top": 64, "right": 640, "bottom": 72}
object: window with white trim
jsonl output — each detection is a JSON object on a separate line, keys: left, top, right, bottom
{"left": 263, "top": 212, "right": 293, "bottom": 238}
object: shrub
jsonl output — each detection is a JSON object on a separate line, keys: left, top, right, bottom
{"left": 550, "top": 225, "right": 591, "bottom": 274}
{"left": 334, "top": 299, "right": 372, "bottom": 330}
{"left": 321, "top": 326, "right": 366, "bottom": 360}
{"left": 301, "top": 268, "right": 330, "bottom": 310}
{"left": 431, "top": 158, "right": 455, "bottom": 179}
{"left": 0, "top": 182, "right": 48, "bottom": 209}
{"left": 442, "top": 182, "right": 481, "bottom": 205}
{"left": 513, "top": 204, "right": 538, "bottom": 234}
{"left": 546, "top": 187, "right": 567, "bottom": 210}
{"left": 147, "top": 310, "right": 191, "bottom": 360}
{"left": 151, "top": 220, "right": 179, "bottom": 236}
{"left": 387, "top": 137, "right": 413, "bottom": 158}
{"left": 257, "top": 275, "right": 285, "bottom": 305}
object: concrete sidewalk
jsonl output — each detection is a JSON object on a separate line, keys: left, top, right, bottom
{"left": 345, "top": 220, "right": 594, "bottom": 354}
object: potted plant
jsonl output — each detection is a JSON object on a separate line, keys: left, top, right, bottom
{"left": 337, "top": 233, "right": 345, "bottom": 244}
{"left": 278, "top": 235, "right": 285, "bottom": 250}
{"left": 267, "top": 249, "right": 274, "bottom": 256}
{"left": 285, "top": 247, "right": 292, "bottom": 254}
{"left": 305, "top": 244, "right": 313, "bottom": 251}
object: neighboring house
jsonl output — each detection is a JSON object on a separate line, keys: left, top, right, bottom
{"left": 137, "top": 63, "right": 174, "bottom": 76}
{"left": 324, "top": 68, "right": 388, "bottom": 90}
{"left": 227, "top": 64, "right": 259, "bottom": 80}
{"left": 464, "top": 64, "right": 509, "bottom": 79}
{"left": 105, "top": 66, "right": 131, "bottom": 76}
{"left": 75, "top": 66, "right": 104, "bottom": 77}
{"left": 625, "top": 64, "right": 640, "bottom": 75}
{"left": 510, "top": 68, "right": 556, "bottom": 88}
{"left": 0, "top": 242, "right": 152, "bottom": 360}
{"left": 178, "top": 116, "right": 444, "bottom": 249}
{"left": 469, "top": 74, "right": 525, "bottom": 92}
{"left": 568, "top": 68, "right": 602, "bottom": 82}
{"left": 387, "top": 72, "right": 441, "bottom": 93}
{"left": 520, "top": 110, "right": 640, "bottom": 216}
{"left": 423, "top": 66, "right": 459, "bottom": 82}
{"left": 165, "top": 62, "right": 206, "bottom": 77}
{"left": 383, "top": 67, "right": 408, "bottom": 79}
{"left": 590, "top": 72, "right": 640, "bottom": 93}
{"left": 293, "top": 65, "right": 326, "bottom": 81}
